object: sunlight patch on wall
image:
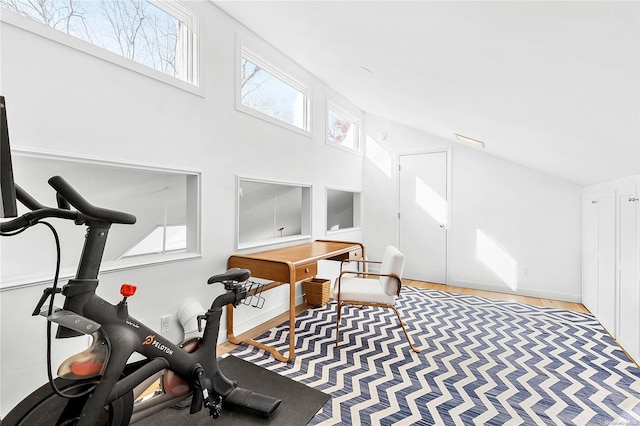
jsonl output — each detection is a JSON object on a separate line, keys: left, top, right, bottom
{"left": 365, "top": 135, "right": 392, "bottom": 178}
{"left": 476, "top": 229, "right": 518, "bottom": 290}
{"left": 415, "top": 176, "right": 447, "bottom": 226}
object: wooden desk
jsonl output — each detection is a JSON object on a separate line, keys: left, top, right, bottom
{"left": 226, "top": 239, "right": 364, "bottom": 361}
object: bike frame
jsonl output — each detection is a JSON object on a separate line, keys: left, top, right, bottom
{"left": 3, "top": 176, "right": 279, "bottom": 425}
{"left": 49, "top": 212, "right": 240, "bottom": 425}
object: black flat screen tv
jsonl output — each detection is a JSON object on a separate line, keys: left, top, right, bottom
{"left": 1, "top": 95, "right": 18, "bottom": 218}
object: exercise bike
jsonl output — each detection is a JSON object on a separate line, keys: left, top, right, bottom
{"left": 1, "top": 176, "right": 281, "bottom": 425}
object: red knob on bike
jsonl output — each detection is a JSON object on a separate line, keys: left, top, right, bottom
{"left": 120, "top": 284, "right": 137, "bottom": 297}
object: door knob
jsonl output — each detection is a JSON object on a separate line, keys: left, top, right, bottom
{"left": 439, "top": 224, "right": 446, "bottom": 228}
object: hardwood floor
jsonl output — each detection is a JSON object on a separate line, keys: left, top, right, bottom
{"left": 405, "top": 280, "right": 590, "bottom": 314}
{"left": 217, "top": 281, "right": 589, "bottom": 355}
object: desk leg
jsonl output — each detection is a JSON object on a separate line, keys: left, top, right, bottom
{"left": 225, "top": 282, "right": 295, "bottom": 363}
{"left": 226, "top": 302, "right": 241, "bottom": 345}
{"left": 287, "top": 269, "right": 296, "bottom": 361}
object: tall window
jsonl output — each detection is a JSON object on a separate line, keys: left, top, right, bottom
{"left": 0, "top": 0, "right": 199, "bottom": 84}
{"left": 239, "top": 45, "right": 310, "bottom": 133}
{"left": 327, "top": 102, "right": 361, "bottom": 153}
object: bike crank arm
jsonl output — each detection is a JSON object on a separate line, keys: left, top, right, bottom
{"left": 192, "top": 366, "right": 222, "bottom": 418}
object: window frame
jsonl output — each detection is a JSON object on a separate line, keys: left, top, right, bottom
{"left": 326, "top": 99, "right": 362, "bottom": 155}
{"left": 0, "top": 0, "right": 202, "bottom": 95}
{"left": 236, "top": 42, "right": 312, "bottom": 136}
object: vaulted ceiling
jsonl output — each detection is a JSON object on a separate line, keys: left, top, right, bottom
{"left": 214, "top": 1, "right": 639, "bottom": 186}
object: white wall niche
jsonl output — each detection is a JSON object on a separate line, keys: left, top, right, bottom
{"left": 326, "top": 187, "right": 361, "bottom": 234}
{"left": 1, "top": 149, "right": 201, "bottom": 290}
{"left": 236, "top": 176, "right": 312, "bottom": 250}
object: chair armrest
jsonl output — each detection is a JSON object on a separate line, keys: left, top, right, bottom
{"left": 336, "top": 270, "right": 402, "bottom": 296}
{"left": 339, "top": 259, "right": 382, "bottom": 273}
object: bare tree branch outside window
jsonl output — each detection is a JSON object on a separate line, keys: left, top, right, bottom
{"left": 239, "top": 56, "right": 305, "bottom": 128}
{"left": 1, "top": 0, "right": 179, "bottom": 78}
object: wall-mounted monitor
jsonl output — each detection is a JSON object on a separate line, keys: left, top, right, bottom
{"left": 0, "top": 96, "right": 18, "bottom": 218}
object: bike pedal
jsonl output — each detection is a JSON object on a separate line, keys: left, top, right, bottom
{"left": 207, "top": 395, "right": 222, "bottom": 419}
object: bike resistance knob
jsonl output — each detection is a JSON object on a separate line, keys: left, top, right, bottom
{"left": 120, "top": 284, "right": 137, "bottom": 298}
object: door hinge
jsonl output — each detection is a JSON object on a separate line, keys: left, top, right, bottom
{"left": 398, "top": 164, "right": 401, "bottom": 171}
{"left": 398, "top": 212, "right": 400, "bottom": 219}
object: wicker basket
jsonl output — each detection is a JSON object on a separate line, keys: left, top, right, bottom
{"left": 303, "top": 277, "right": 331, "bottom": 307}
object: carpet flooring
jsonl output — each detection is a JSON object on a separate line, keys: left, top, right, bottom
{"left": 230, "top": 287, "right": 640, "bottom": 425}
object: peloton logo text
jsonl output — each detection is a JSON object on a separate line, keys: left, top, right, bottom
{"left": 142, "top": 335, "right": 174, "bottom": 356}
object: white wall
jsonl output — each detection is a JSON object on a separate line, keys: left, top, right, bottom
{"left": 363, "top": 114, "right": 583, "bottom": 302}
{"left": 0, "top": 1, "right": 363, "bottom": 416}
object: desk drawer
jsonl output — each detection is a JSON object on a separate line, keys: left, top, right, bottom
{"left": 349, "top": 248, "right": 363, "bottom": 260}
{"left": 296, "top": 262, "right": 317, "bottom": 281}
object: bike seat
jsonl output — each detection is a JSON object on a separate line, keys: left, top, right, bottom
{"left": 207, "top": 268, "right": 251, "bottom": 284}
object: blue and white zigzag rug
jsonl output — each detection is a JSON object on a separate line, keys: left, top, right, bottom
{"left": 230, "top": 287, "right": 640, "bottom": 425}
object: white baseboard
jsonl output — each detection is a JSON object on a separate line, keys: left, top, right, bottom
{"left": 445, "top": 279, "right": 582, "bottom": 304}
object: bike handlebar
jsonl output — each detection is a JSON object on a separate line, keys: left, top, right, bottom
{"left": 48, "top": 176, "right": 136, "bottom": 225}
{"left": 16, "top": 184, "right": 48, "bottom": 210}
{"left": 0, "top": 176, "right": 136, "bottom": 233}
{"left": 0, "top": 208, "right": 79, "bottom": 232}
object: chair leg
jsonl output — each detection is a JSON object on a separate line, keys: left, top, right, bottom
{"left": 335, "top": 302, "right": 342, "bottom": 347}
{"left": 391, "top": 306, "right": 420, "bottom": 353}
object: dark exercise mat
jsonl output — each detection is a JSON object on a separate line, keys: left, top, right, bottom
{"left": 133, "top": 355, "right": 330, "bottom": 425}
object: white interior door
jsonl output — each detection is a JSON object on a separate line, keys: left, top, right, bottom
{"left": 398, "top": 151, "right": 448, "bottom": 283}
{"left": 582, "top": 198, "right": 599, "bottom": 315}
{"left": 597, "top": 196, "right": 616, "bottom": 333}
{"left": 617, "top": 192, "right": 639, "bottom": 361}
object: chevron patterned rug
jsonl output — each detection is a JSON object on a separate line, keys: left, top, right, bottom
{"left": 229, "top": 287, "right": 640, "bottom": 425}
